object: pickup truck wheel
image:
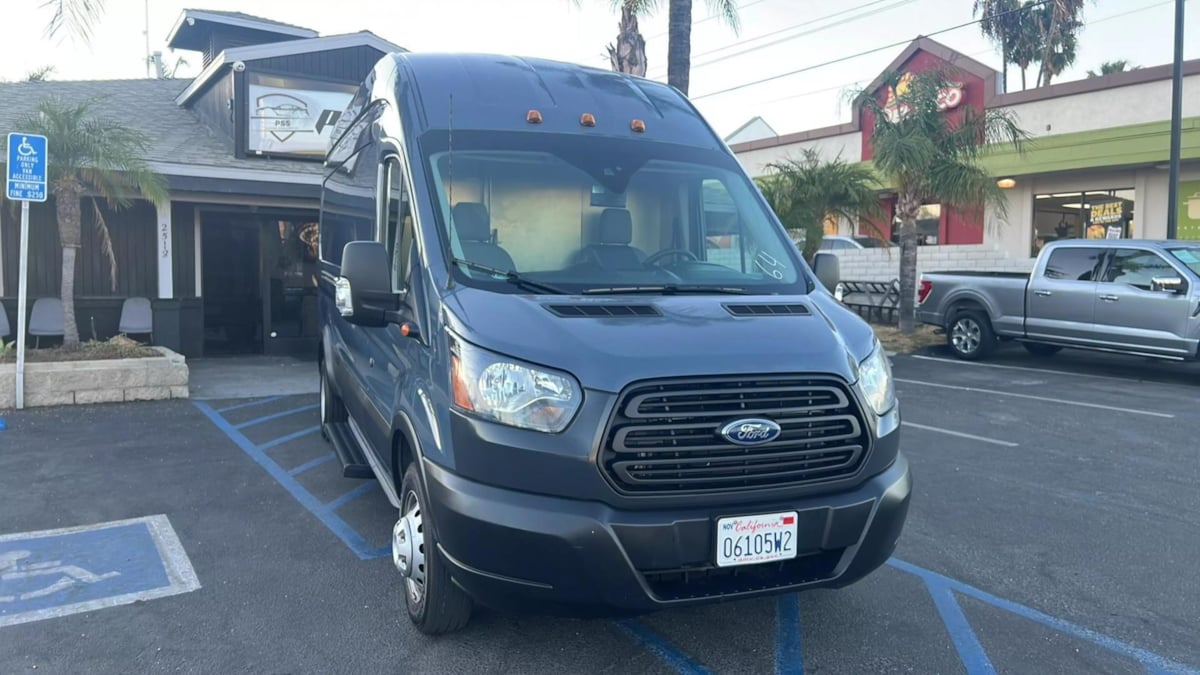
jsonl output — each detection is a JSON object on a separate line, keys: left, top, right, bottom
{"left": 395, "top": 464, "right": 472, "bottom": 634}
{"left": 1022, "top": 343, "right": 1062, "bottom": 357}
{"left": 947, "top": 311, "right": 996, "bottom": 361}
{"left": 319, "top": 361, "right": 347, "bottom": 438}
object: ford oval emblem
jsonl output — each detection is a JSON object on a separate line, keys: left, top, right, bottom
{"left": 719, "top": 418, "right": 782, "bottom": 446}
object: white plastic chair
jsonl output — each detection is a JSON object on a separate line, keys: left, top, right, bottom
{"left": 29, "top": 297, "right": 64, "bottom": 348}
{"left": 119, "top": 297, "right": 153, "bottom": 342}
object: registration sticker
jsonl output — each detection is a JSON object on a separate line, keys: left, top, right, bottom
{"left": 715, "top": 511, "right": 798, "bottom": 568}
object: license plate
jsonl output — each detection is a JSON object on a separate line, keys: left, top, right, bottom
{"left": 715, "top": 511, "right": 798, "bottom": 568}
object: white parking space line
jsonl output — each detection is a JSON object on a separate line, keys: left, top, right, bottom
{"left": 902, "top": 421, "right": 1019, "bottom": 447}
{"left": 908, "top": 355, "right": 1135, "bottom": 383}
{"left": 895, "top": 378, "right": 1175, "bottom": 419}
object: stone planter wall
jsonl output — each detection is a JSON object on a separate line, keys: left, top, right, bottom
{"left": 0, "top": 347, "right": 188, "bottom": 409}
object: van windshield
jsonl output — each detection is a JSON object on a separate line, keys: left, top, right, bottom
{"left": 421, "top": 130, "right": 806, "bottom": 294}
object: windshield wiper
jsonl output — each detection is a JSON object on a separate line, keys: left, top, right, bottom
{"left": 450, "top": 258, "right": 570, "bottom": 295}
{"left": 582, "top": 284, "right": 750, "bottom": 295}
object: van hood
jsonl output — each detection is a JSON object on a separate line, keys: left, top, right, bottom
{"left": 442, "top": 289, "right": 877, "bottom": 393}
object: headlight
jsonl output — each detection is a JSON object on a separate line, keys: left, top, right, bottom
{"left": 449, "top": 336, "right": 582, "bottom": 433}
{"left": 857, "top": 340, "right": 895, "bottom": 416}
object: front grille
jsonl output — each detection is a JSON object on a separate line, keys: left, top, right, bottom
{"left": 642, "top": 550, "right": 843, "bottom": 600}
{"left": 600, "top": 376, "right": 869, "bottom": 495}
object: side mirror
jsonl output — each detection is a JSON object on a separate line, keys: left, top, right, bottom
{"left": 812, "top": 251, "right": 840, "bottom": 293}
{"left": 1151, "top": 276, "right": 1187, "bottom": 294}
{"left": 337, "top": 241, "right": 396, "bottom": 327}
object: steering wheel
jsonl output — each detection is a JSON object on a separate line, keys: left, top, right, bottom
{"left": 644, "top": 249, "right": 699, "bottom": 267}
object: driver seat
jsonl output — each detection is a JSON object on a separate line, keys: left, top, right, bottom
{"left": 453, "top": 202, "right": 516, "bottom": 271}
{"left": 579, "top": 208, "right": 646, "bottom": 270}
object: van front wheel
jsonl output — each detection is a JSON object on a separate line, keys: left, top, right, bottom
{"left": 395, "top": 464, "right": 472, "bottom": 634}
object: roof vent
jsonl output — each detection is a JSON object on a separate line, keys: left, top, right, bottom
{"left": 724, "top": 303, "right": 811, "bottom": 317}
{"left": 545, "top": 304, "right": 661, "bottom": 318}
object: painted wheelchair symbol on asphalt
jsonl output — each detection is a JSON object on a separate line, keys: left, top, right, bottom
{"left": 0, "top": 550, "right": 120, "bottom": 603}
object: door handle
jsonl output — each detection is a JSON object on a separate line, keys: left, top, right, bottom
{"left": 1099, "top": 294, "right": 1119, "bottom": 302}
{"left": 1033, "top": 290, "right": 1052, "bottom": 297}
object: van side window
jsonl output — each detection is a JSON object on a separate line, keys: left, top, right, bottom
{"left": 1043, "top": 247, "right": 1104, "bottom": 281}
{"left": 1103, "top": 249, "right": 1176, "bottom": 290}
{"left": 383, "top": 156, "right": 415, "bottom": 292}
{"left": 701, "top": 179, "right": 743, "bottom": 271}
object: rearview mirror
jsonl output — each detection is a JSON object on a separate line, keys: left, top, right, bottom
{"left": 337, "top": 241, "right": 397, "bottom": 327}
{"left": 1151, "top": 276, "right": 1186, "bottom": 294}
{"left": 812, "top": 252, "right": 840, "bottom": 293}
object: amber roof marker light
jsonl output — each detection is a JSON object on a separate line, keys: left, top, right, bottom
{"left": 527, "top": 109, "right": 543, "bottom": 124}
{"left": 630, "top": 119, "right": 646, "bottom": 133}
{"left": 580, "top": 113, "right": 596, "bottom": 127}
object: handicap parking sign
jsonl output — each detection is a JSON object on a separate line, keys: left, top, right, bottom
{"left": 6, "top": 132, "right": 48, "bottom": 203}
{"left": 0, "top": 515, "right": 200, "bottom": 627}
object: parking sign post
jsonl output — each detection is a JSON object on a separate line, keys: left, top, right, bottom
{"left": 7, "top": 132, "right": 49, "bottom": 410}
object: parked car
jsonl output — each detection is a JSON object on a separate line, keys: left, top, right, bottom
{"left": 820, "top": 235, "right": 887, "bottom": 250}
{"left": 917, "top": 239, "right": 1200, "bottom": 361}
{"left": 318, "top": 52, "right": 911, "bottom": 634}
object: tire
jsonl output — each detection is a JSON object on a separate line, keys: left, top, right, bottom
{"left": 946, "top": 310, "right": 997, "bottom": 361}
{"left": 1022, "top": 342, "right": 1062, "bottom": 357}
{"left": 319, "top": 358, "right": 347, "bottom": 439}
{"left": 396, "top": 464, "right": 472, "bottom": 634}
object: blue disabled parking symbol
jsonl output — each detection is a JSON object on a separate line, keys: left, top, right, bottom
{"left": 0, "top": 515, "right": 200, "bottom": 628}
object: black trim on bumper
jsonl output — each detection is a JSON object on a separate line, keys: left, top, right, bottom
{"left": 424, "top": 452, "right": 912, "bottom": 617}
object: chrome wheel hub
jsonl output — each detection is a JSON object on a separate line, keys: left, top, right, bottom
{"left": 392, "top": 491, "right": 426, "bottom": 603}
{"left": 951, "top": 318, "right": 981, "bottom": 354}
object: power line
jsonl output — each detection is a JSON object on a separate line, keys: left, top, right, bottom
{"left": 644, "top": 0, "right": 775, "bottom": 41}
{"left": 745, "top": 0, "right": 1173, "bottom": 107}
{"left": 647, "top": 0, "right": 906, "bottom": 78}
{"left": 690, "top": 0, "right": 1053, "bottom": 100}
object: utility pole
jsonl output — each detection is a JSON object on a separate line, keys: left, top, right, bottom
{"left": 1166, "top": 0, "right": 1186, "bottom": 240}
{"left": 143, "top": 0, "right": 151, "bottom": 78}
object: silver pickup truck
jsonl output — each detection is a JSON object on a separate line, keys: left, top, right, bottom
{"left": 917, "top": 239, "right": 1200, "bottom": 361}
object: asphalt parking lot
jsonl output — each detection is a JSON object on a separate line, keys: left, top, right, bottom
{"left": 2, "top": 349, "right": 1198, "bottom": 674}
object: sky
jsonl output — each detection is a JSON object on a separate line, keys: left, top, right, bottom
{"left": 2, "top": 0, "right": 1197, "bottom": 138}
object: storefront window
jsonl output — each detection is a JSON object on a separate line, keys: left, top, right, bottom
{"left": 1032, "top": 188, "right": 1135, "bottom": 256}
{"left": 266, "top": 219, "right": 320, "bottom": 340}
{"left": 888, "top": 203, "right": 942, "bottom": 245}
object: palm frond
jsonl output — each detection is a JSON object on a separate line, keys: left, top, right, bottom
{"left": 609, "top": 0, "right": 660, "bottom": 13}
{"left": 42, "top": 0, "right": 106, "bottom": 42}
{"left": 704, "top": 0, "right": 741, "bottom": 33}
{"left": 89, "top": 198, "right": 118, "bottom": 291}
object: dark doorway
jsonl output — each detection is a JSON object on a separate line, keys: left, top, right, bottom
{"left": 202, "top": 215, "right": 262, "bottom": 355}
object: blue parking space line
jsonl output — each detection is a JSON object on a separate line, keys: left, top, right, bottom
{"left": 924, "top": 580, "right": 996, "bottom": 675}
{"left": 888, "top": 559, "right": 1200, "bottom": 675}
{"left": 194, "top": 401, "right": 387, "bottom": 561}
{"left": 288, "top": 452, "right": 335, "bottom": 476}
{"left": 234, "top": 404, "right": 319, "bottom": 430}
{"left": 260, "top": 426, "right": 321, "bottom": 451}
{"left": 215, "top": 395, "right": 284, "bottom": 414}
{"left": 613, "top": 619, "right": 712, "bottom": 675}
{"left": 775, "top": 593, "right": 804, "bottom": 675}
{"left": 325, "top": 481, "right": 378, "bottom": 512}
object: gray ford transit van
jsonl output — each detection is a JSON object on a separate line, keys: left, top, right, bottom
{"left": 318, "top": 52, "right": 911, "bottom": 634}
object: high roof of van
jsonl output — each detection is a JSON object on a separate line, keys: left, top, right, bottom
{"left": 387, "top": 53, "right": 724, "bottom": 149}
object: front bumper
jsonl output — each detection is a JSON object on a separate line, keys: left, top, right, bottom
{"left": 423, "top": 452, "right": 912, "bottom": 617}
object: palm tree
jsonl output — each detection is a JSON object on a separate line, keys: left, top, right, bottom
{"left": 1008, "top": 1, "right": 1042, "bottom": 90}
{"left": 1087, "top": 60, "right": 1135, "bottom": 78}
{"left": 757, "top": 149, "right": 882, "bottom": 263}
{"left": 41, "top": 0, "right": 106, "bottom": 42}
{"left": 607, "top": 3, "right": 648, "bottom": 76}
{"left": 1036, "top": 0, "right": 1087, "bottom": 87}
{"left": 973, "top": 0, "right": 1021, "bottom": 92}
{"left": 14, "top": 96, "right": 167, "bottom": 348}
{"left": 859, "top": 70, "right": 1027, "bottom": 333}
{"left": 601, "top": 0, "right": 740, "bottom": 95}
